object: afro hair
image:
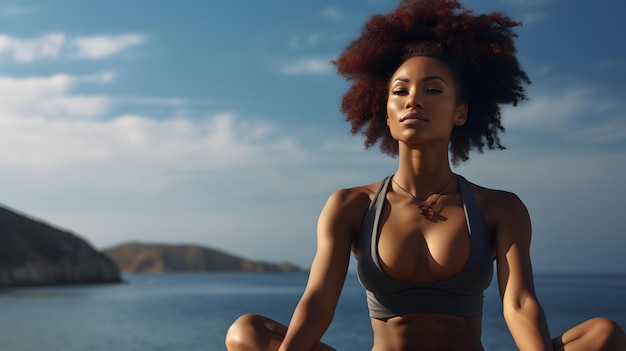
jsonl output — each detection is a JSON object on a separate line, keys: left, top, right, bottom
{"left": 332, "top": 0, "right": 530, "bottom": 164}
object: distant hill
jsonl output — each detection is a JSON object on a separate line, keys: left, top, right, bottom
{"left": 104, "top": 242, "right": 303, "bottom": 273}
{"left": 0, "top": 205, "right": 121, "bottom": 288}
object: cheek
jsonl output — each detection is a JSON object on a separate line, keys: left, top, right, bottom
{"left": 387, "top": 99, "right": 403, "bottom": 117}
{"left": 430, "top": 100, "right": 456, "bottom": 116}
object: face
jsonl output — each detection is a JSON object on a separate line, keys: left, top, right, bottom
{"left": 386, "top": 56, "right": 467, "bottom": 147}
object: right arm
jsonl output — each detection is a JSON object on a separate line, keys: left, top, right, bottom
{"left": 278, "top": 188, "right": 365, "bottom": 351}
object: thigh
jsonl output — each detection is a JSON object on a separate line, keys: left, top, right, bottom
{"left": 251, "top": 314, "right": 338, "bottom": 351}
{"left": 226, "top": 314, "right": 338, "bottom": 351}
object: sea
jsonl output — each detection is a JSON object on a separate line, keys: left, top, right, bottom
{"left": 0, "top": 272, "right": 625, "bottom": 351}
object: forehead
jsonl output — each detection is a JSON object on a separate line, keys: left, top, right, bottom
{"left": 390, "top": 56, "right": 454, "bottom": 81}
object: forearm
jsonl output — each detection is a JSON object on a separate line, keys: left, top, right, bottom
{"left": 278, "top": 297, "right": 335, "bottom": 351}
{"left": 504, "top": 296, "right": 552, "bottom": 351}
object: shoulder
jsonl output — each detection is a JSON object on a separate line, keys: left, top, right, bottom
{"left": 464, "top": 179, "right": 530, "bottom": 234}
{"left": 323, "top": 179, "right": 383, "bottom": 217}
{"left": 327, "top": 180, "right": 381, "bottom": 208}
{"left": 318, "top": 179, "right": 385, "bottom": 234}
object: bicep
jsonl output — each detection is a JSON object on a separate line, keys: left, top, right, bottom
{"left": 301, "top": 190, "right": 358, "bottom": 303}
{"left": 494, "top": 194, "right": 536, "bottom": 301}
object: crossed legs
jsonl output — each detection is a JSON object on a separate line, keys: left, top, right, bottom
{"left": 226, "top": 314, "right": 626, "bottom": 350}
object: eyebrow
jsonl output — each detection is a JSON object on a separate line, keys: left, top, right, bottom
{"left": 392, "top": 75, "right": 448, "bottom": 85}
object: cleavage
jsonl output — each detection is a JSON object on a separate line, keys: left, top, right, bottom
{"left": 376, "top": 204, "right": 471, "bottom": 283}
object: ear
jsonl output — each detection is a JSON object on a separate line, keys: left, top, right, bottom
{"left": 454, "top": 104, "right": 468, "bottom": 126}
{"left": 386, "top": 114, "right": 390, "bottom": 126}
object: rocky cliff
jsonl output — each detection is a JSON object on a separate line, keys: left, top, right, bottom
{"left": 0, "top": 205, "right": 121, "bottom": 287}
{"left": 104, "top": 242, "right": 302, "bottom": 273}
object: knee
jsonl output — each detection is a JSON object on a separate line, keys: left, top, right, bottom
{"left": 225, "top": 313, "right": 263, "bottom": 350}
{"left": 587, "top": 317, "right": 626, "bottom": 349}
{"left": 590, "top": 317, "right": 623, "bottom": 336}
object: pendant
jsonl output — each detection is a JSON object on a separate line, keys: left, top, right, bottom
{"left": 418, "top": 205, "right": 435, "bottom": 220}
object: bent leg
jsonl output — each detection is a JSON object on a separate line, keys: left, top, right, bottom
{"left": 551, "top": 317, "right": 626, "bottom": 351}
{"left": 225, "top": 313, "right": 337, "bottom": 351}
{"left": 225, "top": 314, "right": 286, "bottom": 351}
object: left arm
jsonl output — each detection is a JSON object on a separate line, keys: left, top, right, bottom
{"left": 491, "top": 191, "right": 552, "bottom": 350}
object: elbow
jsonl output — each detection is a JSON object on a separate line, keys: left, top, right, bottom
{"left": 503, "top": 292, "right": 541, "bottom": 316}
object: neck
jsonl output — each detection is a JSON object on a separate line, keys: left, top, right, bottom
{"left": 394, "top": 144, "right": 454, "bottom": 199}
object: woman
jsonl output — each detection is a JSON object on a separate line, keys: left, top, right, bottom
{"left": 225, "top": 0, "right": 626, "bottom": 350}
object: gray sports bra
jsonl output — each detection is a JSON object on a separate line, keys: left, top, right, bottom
{"left": 356, "top": 175, "right": 493, "bottom": 319}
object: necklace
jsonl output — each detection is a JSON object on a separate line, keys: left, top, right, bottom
{"left": 392, "top": 174, "right": 455, "bottom": 220}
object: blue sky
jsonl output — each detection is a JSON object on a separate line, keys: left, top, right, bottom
{"left": 0, "top": 0, "right": 625, "bottom": 273}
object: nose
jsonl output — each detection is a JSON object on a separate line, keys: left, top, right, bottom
{"left": 404, "top": 91, "right": 422, "bottom": 109}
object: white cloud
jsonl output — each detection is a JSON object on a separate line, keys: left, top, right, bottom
{"left": 273, "top": 57, "right": 333, "bottom": 75}
{"left": 575, "top": 120, "right": 626, "bottom": 145}
{"left": 0, "top": 32, "right": 66, "bottom": 62}
{"left": 0, "top": 73, "right": 111, "bottom": 120}
{"left": 502, "top": 85, "right": 624, "bottom": 145}
{"left": 0, "top": 32, "right": 146, "bottom": 62}
{"left": 0, "top": 73, "right": 309, "bottom": 190}
{"left": 503, "top": 87, "right": 589, "bottom": 130}
{"left": 71, "top": 34, "right": 146, "bottom": 59}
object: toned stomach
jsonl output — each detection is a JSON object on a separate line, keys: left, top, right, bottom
{"left": 370, "top": 312, "right": 484, "bottom": 351}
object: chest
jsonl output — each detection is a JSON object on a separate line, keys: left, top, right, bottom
{"left": 376, "top": 196, "right": 471, "bottom": 282}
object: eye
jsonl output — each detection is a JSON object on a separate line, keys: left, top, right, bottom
{"left": 391, "top": 88, "right": 408, "bottom": 96}
{"left": 426, "top": 87, "right": 443, "bottom": 94}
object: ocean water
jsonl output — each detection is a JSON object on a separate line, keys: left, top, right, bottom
{"left": 0, "top": 272, "right": 625, "bottom": 351}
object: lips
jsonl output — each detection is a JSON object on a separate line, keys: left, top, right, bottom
{"left": 399, "top": 112, "right": 426, "bottom": 123}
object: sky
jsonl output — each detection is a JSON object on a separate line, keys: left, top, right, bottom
{"left": 0, "top": 0, "right": 625, "bottom": 274}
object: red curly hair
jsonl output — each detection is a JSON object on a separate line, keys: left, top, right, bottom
{"left": 332, "top": 0, "right": 530, "bottom": 164}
